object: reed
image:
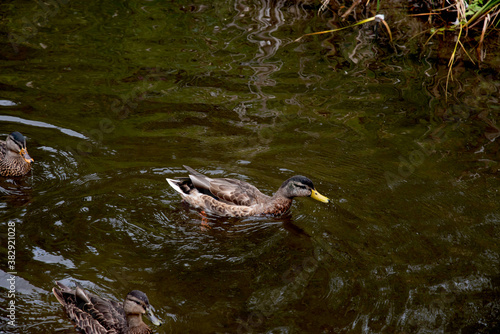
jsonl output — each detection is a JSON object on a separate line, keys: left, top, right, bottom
{"left": 420, "top": 0, "right": 500, "bottom": 95}
{"left": 297, "top": 1, "right": 500, "bottom": 96}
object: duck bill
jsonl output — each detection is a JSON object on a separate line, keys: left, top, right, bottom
{"left": 145, "top": 306, "right": 162, "bottom": 326}
{"left": 310, "top": 189, "right": 330, "bottom": 203}
{"left": 20, "top": 148, "right": 34, "bottom": 163}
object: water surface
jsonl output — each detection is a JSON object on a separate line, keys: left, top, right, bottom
{"left": 1, "top": 1, "right": 499, "bottom": 333}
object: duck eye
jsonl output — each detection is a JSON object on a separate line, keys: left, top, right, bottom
{"left": 130, "top": 299, "right": 142, "bottom": 306}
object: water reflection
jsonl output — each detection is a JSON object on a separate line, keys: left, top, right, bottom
{"left": 244, "top": 1, "right": 284, "bottom": 83}
{"left": 1, "top": 0, "right": 499, "bottom": 333}
{"left": 0, "top": 116, "right": 87, "bottom": 140}
{"left": 0, "top": 177, "right": 33, "bottom": 207}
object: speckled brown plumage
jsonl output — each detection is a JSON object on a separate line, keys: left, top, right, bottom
{"left": 52, "top": 282, "right": 162, "bottom": 334}
{"left": 0, "top": 132, "right": 33, "bottom": 177}
{"left": 166, "top": 165, "right": 330, "bottom": 217}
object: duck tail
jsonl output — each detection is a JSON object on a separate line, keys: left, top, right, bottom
{"left": 52, "top": 286, "right": 66, "bottom": 306}
{"left": 166, "top": 178, "right": 183, "bottom": 193}
{"left": 53, "top": 281, "right": 75, "bottom": 306}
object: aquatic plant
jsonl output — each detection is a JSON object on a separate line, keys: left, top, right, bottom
{"left": 424, "top": 1, "right": 500, "bottom": 58}
{"left": 415, "top": 0, "right": 500, "bottom": 95}
{"left": 298, "top": 0, "right": 500, "bottom": 96}
{"left": 294, "top": 13, "right": 392, "bottom": 42}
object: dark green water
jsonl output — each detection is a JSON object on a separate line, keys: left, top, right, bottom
{"left": 1, "top": 1, "right": 499, "bottom": 333}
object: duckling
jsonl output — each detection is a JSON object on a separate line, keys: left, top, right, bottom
{"left": 0, "top": 131, "right": 33, "bottom": 176}
{"left": 52, "top": 281, "right": 162, "bottom": 334}
{"left": 166, "top": 165, "right": 330, "bottom": 217}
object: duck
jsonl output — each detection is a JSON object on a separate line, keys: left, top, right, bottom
{"left": 52, "top": 281, "right": 162, "bottom": 334}
{"left": 0, "top": 131, "right": 34, "bottom": 176}
{"left": 166, "top": 165, "right": 330, "bottom": 217}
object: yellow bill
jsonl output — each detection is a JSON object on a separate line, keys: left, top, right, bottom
{"left": 311, "top": 189, "right": 330, "bottom": 203}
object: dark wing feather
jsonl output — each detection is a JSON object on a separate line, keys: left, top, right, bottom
{"left": 87, "top": 294, "right": 127, "bottom": 332}
{"left": 183, "top": 165, "right": 270, "bottom": 206}
{"left": 53, "top": 282, "right": 126, "bottom": 334}
{"left": 53, "top": 284, "right": 108, "bottom": 334}
{"left": 208, "top": 178, "right": 267, "bottom": 206}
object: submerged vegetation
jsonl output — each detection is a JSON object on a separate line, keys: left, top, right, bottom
{"left": 415, "top": 0, "right": 500, "bottom": 90}
{"left": 300, "top": 0, "right": 500, "bottom": 94}
{"left": 313, "top": 0, "right": 500, "bottom": 58}
{"left": 292, "top": 0, "right": 500, "bottom": 160}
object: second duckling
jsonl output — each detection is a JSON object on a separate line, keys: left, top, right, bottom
{"left": 0, "top": 131, "right": 33, "bottom": 177}
{"left": 53, "top": 281, "right": 162, "bottom": 334}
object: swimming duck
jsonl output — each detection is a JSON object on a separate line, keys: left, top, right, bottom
{"left": 52, "top": 281, "right": 162, "bottom": 334}
{"left": 166, "top": 165, "right": 330, "bottom": 217}
{"left": 0, "top": 131, "right": 33, "bottom": 176}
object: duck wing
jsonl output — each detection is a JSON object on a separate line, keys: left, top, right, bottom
{"left": 184, "top": 165, "right": 269, "bottom": 206}
{"left": 53, "top": 282, "right": 126, "bottom": 334}
{"left": 207, "top": 178, "right": 267, "bottom": 206}
{"left": 84, "top": 289, "right": 126, "bottom": 333}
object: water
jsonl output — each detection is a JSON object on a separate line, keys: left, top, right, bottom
{"left": 1, "top": 1, "right": 499, "bottom": 333}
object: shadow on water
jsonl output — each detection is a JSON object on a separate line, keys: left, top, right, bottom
{"left": 1, "top": 0, "right": 499, "bottom": 333}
